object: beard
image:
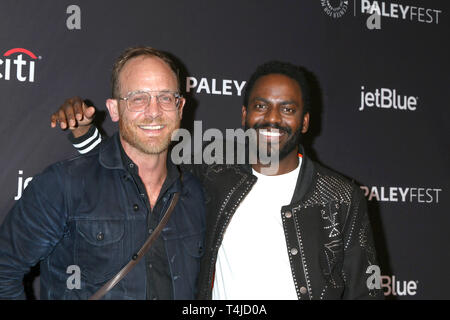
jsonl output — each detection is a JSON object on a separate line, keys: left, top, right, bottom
{"left": 119, "top": 114, "right": 180, "bottom": 155}
{"left": 245, "top": 121, "right": 303, "bottom": 162}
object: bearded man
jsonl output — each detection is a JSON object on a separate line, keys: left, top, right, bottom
{"left": 0, "top": 47, "right": 205, "bottom": 300}
{"left": 50, "top": 60, "right": 383, "bottom": 300}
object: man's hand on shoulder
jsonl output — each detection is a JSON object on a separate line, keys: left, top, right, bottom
{"left": 50, "top": 96, "right": 96, "bottom": 138}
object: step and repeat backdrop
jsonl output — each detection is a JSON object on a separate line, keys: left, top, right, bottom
{"left": 0, "top": 0, "right": 448, "bottom": 299}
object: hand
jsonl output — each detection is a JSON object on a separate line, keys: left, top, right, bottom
{"left": 50, "top": 97, "right": 96, "bottom": 138}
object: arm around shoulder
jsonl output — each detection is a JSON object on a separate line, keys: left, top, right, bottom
{"left": 68, "top": 124, "right": 103, "bottom": 154}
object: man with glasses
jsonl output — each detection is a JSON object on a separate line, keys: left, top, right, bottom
{"left": 48, "top": 60, "right": 383, "bottom": 300}
{"left": 0, "top": 47, "right": 206, "bottom": 300}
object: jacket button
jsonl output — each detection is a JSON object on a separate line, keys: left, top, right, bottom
{"left": 300, "top": 286, "right": 307, "bottom": 294}
{"left": 133, "top": 204, "right": 139, "bottom": 211}
{"left": 96, "top": 232, "right": 104, "bottom": 241}
{"left": 290, "top": 248, "right": 298, "bottom": 255}
{"left": 285, "top": 211, "right": 292, "bottom": 218}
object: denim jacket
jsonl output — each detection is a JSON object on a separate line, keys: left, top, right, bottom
{"left": 0, "top": 133, "right": 205, "bottom": 299}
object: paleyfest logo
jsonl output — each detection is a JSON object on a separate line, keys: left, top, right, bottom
{"left": 321, "top": 0, "right": 349, "bottom": 18}
{"left": 321, "top": 1, "right": 442, "bottom": 29}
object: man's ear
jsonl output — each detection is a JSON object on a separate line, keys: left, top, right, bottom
{"left": 106, "top": 99, "right": 120, "bottom": 122}
{"left": 177, "top": 97, "right": 186, "bottom": 120}
{"left": 302, "top": 112, "right": 310, "bottom": 133}
{"left": 241, "top": 105, "right": 247, "bottom": 127}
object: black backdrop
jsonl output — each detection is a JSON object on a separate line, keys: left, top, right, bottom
{"left": 0, "top": 0, "right": 448, "bottom": 300}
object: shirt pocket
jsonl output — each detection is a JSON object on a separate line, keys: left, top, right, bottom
{"left": 175, "top": 232, "right": 205, "bottom": 292}
{"left": 181, "top": 233, "right": 205, "bottom": 259}
{"left": 75, "top": 219, "right": 126, "bottom": 284}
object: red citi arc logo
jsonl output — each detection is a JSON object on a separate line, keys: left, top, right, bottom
{"left": 0, "top": 48, "right": 38, "bottom": 82}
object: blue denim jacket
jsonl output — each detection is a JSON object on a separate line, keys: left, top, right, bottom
{"left": 0, "top": 133, "right": 205, "bottom": 299}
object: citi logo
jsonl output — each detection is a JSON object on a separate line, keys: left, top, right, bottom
{"left": 0, "top": 48, "right": 40, "bottom": 83}
{"left": 359, "top": 86, "right": 418, "bottom": 111}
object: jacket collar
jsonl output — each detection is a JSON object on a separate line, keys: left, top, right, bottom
{"left": 99, "top": 132, "right": 125, "bottom": 170}
{"left": 98, "top": 132, "right": 182, "bottom": 194}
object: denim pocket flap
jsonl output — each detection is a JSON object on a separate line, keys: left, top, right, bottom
{"left": 181, "top": 233, "right": 205, "bottom": 258}
{"left": 76, "top": 219, "right": 125, "bottom": 246}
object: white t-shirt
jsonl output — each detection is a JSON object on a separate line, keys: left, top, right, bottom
{"left": 212, "top": 159, "right": 302, "bottom": 300}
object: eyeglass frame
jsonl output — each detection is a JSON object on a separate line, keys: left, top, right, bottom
{"left": 117, "top": 90, "right": 183, "bottom": 112}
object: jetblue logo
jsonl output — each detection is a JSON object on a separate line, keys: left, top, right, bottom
{"left": 359, "top": 86, "right": 418, "bottom": 112}
{"left": 366, "top": 265, "right": 418, "bottom": 296}
{"left": 14, "top": 170, "right": 33, "bottom": 201}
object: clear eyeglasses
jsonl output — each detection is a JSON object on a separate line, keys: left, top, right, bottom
{"left": 118, "top": 90, "right": 182, "bottom": 112}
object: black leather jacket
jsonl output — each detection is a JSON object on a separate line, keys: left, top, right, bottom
{"left": 189, "top": 146, "right": 384, "bottom": 300}
{"left": 70, "top": 129, "right": 383, "bottom": 299}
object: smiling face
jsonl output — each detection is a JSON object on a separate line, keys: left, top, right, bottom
{"left": 242, "top": 73, "right": 309, "bottom": 161}
{"left": 106, "top": 55, "right": 185, "bottom": 155}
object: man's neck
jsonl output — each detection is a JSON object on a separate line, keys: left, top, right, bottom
{"left": 252, "top": 148, "right": 299, "bottom": 176}
{"left": 120, "top": 137, "right": 167, "bottom": 207}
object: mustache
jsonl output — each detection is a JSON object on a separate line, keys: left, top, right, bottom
{"left": 135, "top": 118, "right": 166, "bottom": 126}
{"left": 252, "top": 123, "right": 292, "bottom": 135}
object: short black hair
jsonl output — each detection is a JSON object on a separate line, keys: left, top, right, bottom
{"left": 243, "top": 61, "right": 311, "bottom": 114}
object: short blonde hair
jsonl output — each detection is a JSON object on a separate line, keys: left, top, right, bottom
{"left": 111, "top": 46, "right": 180, "bottom": 98}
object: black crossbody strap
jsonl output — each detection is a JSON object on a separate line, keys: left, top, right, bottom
{"left": 89, "top": 192, "right": 180, "bottom": 300}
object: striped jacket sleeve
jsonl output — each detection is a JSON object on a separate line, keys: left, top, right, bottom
{"left": 67, "top": 125, "right": 103, "bottom": 154}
